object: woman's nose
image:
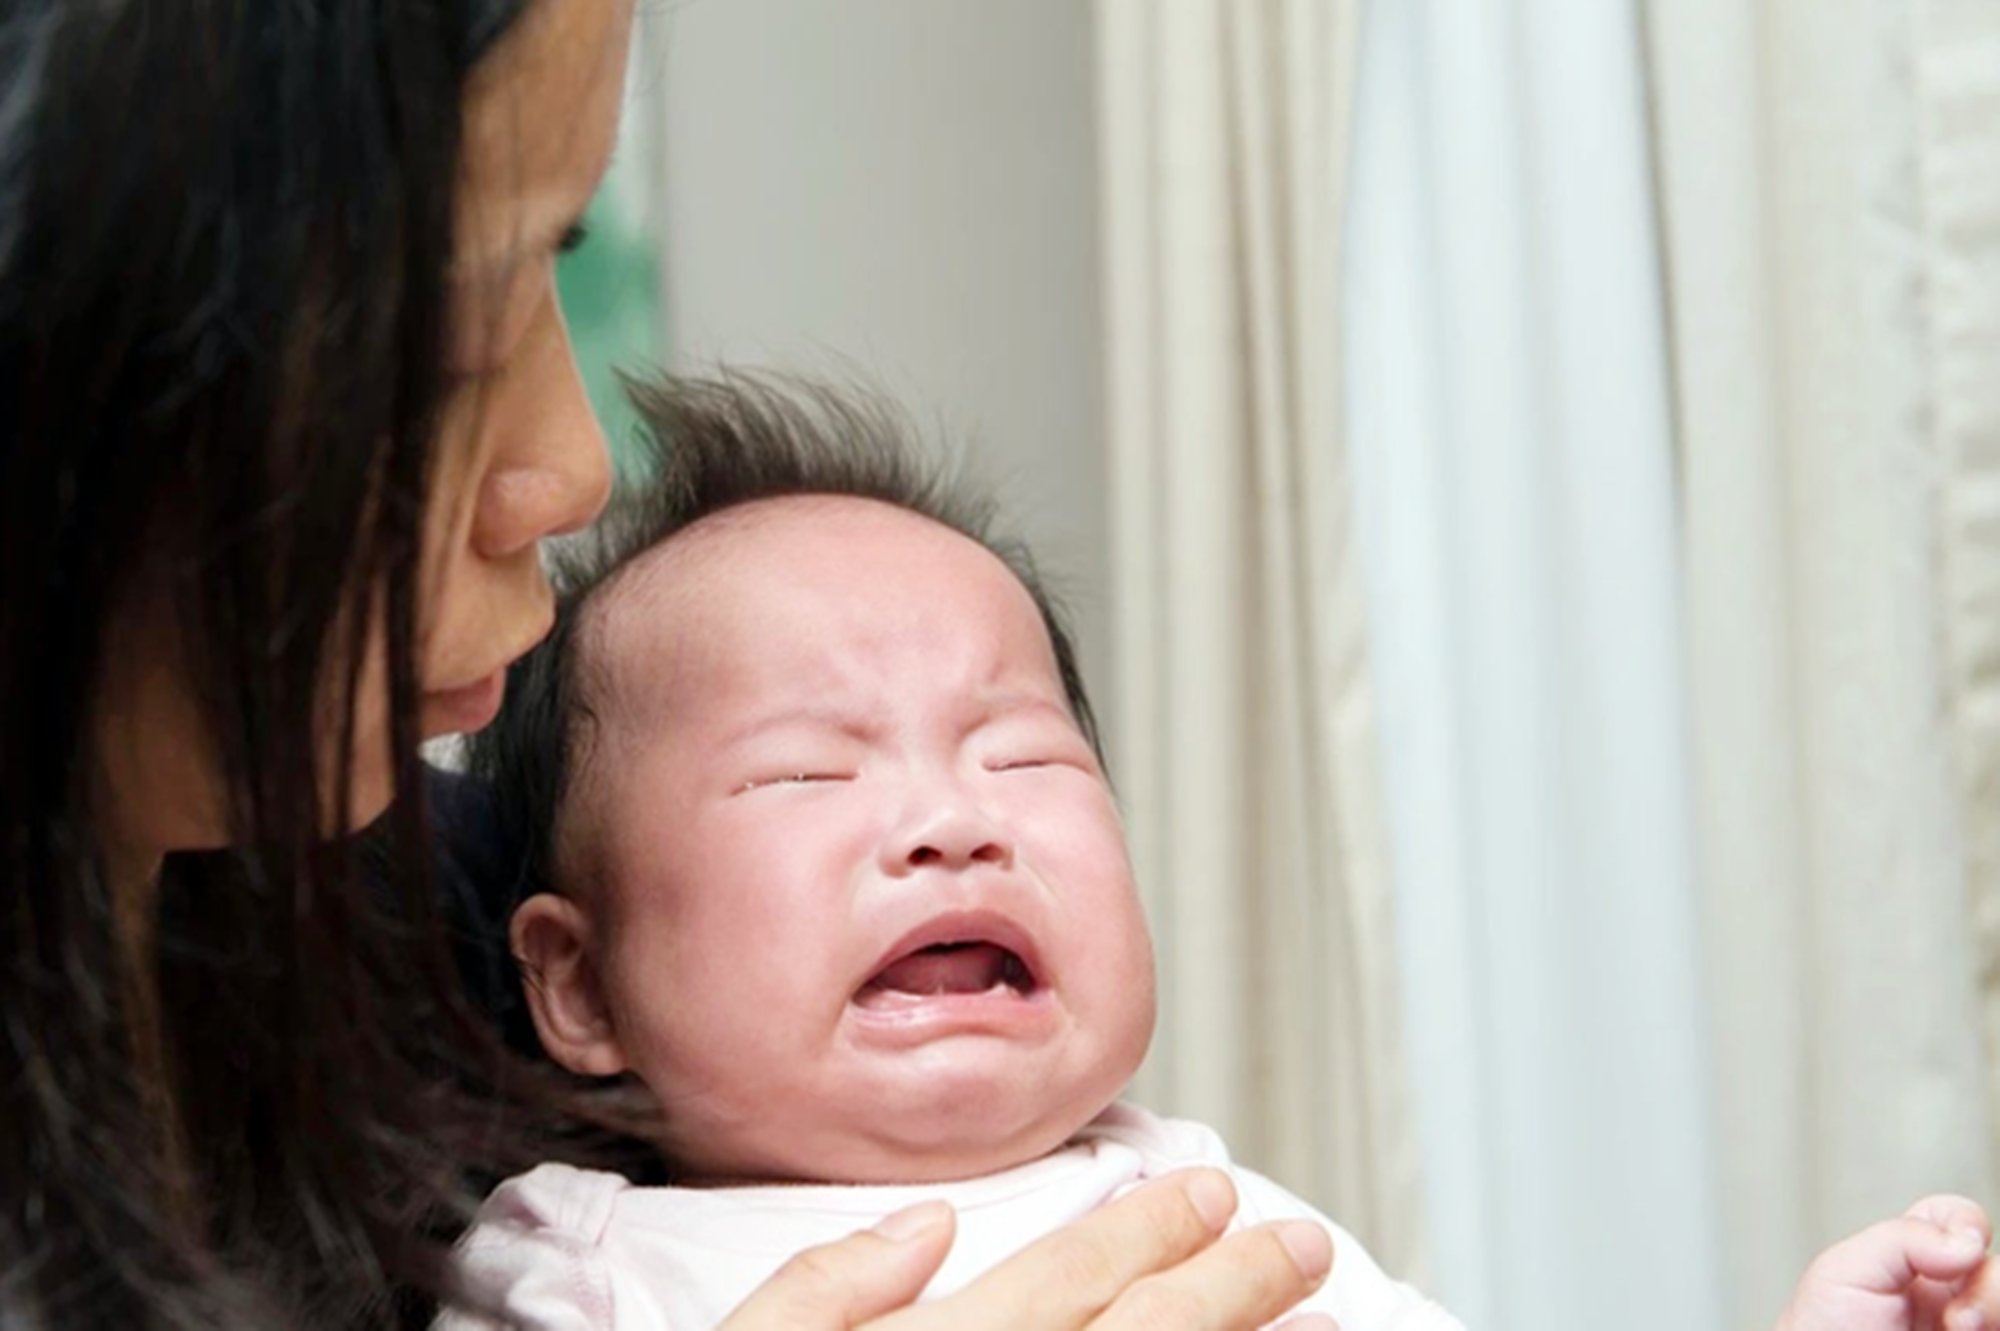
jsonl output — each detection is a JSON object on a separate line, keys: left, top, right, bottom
{"left": 472, "top": 311, "right": 613, "bottom": 559}
{"left": 881, "top": 799, "right": 1015, "bottom": 876}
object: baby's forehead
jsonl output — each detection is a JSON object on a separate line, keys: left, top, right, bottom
{"left": 602, "top": 494, "right": 1028, "bottom": 624}
{"left": 580, "top": 494, "right": 1053, "bottom": 706}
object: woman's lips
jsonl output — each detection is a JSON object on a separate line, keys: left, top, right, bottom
{"left": 420, "top": 611, "right": 553, "bottom": 739}
{"left": 422, "top": 670, "right": 506, "bottom": 736}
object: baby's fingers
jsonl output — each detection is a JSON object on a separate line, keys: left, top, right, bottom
{"left": 1806, "top": 1202, "right": 1990, "bottom": 1297}
{"left": 1896, "top": 1196, "right": 1992, "bottom": 1286}
{"left": 1941, "top": 1237, "right": 2000, "bottom": 1331}
{"left": 716, "top": 1201, "right": 957, "bottom": 1331}
{"left": 1906, "top": 1197, "right": 1993, "bottom": 1257}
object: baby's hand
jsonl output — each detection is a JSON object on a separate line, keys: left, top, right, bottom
{"left": 1777, "top": 1196, "right": 1999, "bottom": 1331}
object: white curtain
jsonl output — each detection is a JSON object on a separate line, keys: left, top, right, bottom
{"left": 1649, "top": 0, "right": 2000, "bottom": 1324}
{"left": 1094, "top": 0, "right": 1425, "bottom": 1276}
{"left": 1343, "top": 3, "right": 1723, "bottom": 1329}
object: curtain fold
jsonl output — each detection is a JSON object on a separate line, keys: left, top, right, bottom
{"left": 1649, "top": 0, "right": 2000, "bottom": 1323}
{"left": 1094, "top": 0, "right": 1423, "bottom": 1273}
{"left": 1924, "top": 2, "right": 2000, "bottom": 1202}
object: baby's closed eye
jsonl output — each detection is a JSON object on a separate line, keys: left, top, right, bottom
{"left": 977, "top": 730, "right": 1099, "bottom": 776}
{"left": 984, "top": 754, "right": 1079, "bottom": 773}
{"left": 733, "top": 770, "right": 855, "bottom": 795}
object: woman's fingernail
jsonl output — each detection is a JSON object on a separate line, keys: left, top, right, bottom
{"left": 1946, "top": 1306, "right": 1983, "bottom": 1331}
{"left": 1186, "top": 1169, "right": 1237, "bottom": 1231}
{"left": 872, "top": 1200, "right": 951, "bottom": 1243}
{"left": 1278, "top": 1220, "right": 1335, "bottom": 1282}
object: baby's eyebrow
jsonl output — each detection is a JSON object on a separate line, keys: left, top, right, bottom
{"left": 718, "top": 705, "right": 875, "bottom": 749}
{"left": 973, "top": 693, "right": 1075, "bottom": 725}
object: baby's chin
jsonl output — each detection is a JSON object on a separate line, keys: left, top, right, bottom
{"left": 673, "top": 1095, "right": 1120, "bottom": 1188}
{"left": 826, "top": 1117, "right": 1107, "bottom": 1186}
{"left": 657, "top": 1015, "right": 1156, "bottom": 1187}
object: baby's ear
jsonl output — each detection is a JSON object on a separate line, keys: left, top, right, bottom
{"left": 511, "top": 892, "right": 630, "bottom": 1078}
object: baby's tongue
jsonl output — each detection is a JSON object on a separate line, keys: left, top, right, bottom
{"left": 865, "top": 943, "right": 1009, "bottom": 998}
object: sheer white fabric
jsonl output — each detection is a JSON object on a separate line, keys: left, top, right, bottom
{"left": 1343, "top": 2, "right": 1722, "bottom": 1327}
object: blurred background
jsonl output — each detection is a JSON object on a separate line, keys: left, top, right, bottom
{"left": 561, "top": 2, "right": 2000, "bottom": 1328}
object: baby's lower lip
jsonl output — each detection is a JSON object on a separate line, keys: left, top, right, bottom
{"left": 845, "top": 984, "right": 1057, "bottom": 1048}
{"left": 853, "top": 971, "right": 1032, "bottom": 1013}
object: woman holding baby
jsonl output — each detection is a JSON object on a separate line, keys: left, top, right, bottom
{"left": 0, "top": 1, "right": 1339, "bottom": 1325}
{"left": 0, "top": 0, "right": 1995, "bottom": 1326}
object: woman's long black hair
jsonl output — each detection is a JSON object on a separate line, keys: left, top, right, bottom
{"left": 0, "top": 2, "right": 556, "bottom": 1325}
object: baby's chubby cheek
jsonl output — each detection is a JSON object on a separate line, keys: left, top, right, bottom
{"left": 1098, "top": 931, "right": 1159, "bottom": 1078}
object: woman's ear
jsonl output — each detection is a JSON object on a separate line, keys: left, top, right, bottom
{"left": 511, "top": 892, "right": 630, "bottom": 1077}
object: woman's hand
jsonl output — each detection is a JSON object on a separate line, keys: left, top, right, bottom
{"left": 716, "top": 1167, "right": 1338, "bottom": 1330}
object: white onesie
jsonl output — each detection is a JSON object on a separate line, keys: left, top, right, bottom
{"left": 441, "top": 1102, "right": 1463, "bottom": 1330}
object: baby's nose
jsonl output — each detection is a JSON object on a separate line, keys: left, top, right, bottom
{"left": 883, "top": 803, "right": 1014, "bottom": 875}
{"left": 905, "top": 836, "right": 1008, "bottom": 870}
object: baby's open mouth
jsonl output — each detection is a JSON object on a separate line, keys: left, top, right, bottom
{"left": 854, "top": 941, "right": 1037, "bottom": 1010}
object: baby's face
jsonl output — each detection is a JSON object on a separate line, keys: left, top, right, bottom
{"left": 574, "top": 496, "right": 1155, "bottom": 1183}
